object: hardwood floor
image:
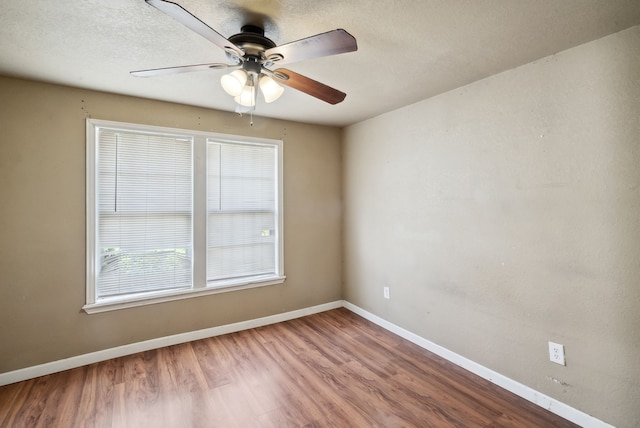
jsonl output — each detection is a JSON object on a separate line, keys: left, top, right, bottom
{"left": 0, "top": 308, "right": 578, "bottom": 427}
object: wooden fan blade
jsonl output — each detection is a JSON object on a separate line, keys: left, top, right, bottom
{"left": 131, "top": 63, "right": 234, "bottom": 77}
{"left": 145, "top": 0, "right": 243, "bottom": 56}
{"left": 273, "top": 68, "right": 346, "bottom": 104}
{"left": 265, "top": 29, "right": 357, "bottom": 66}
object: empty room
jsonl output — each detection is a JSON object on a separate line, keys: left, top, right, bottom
{"left": 1, "top": 1, "right": 639, "bottom": 427}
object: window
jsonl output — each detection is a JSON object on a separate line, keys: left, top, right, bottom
{"left": 85, "top": 119, "right": 284, "bottom": 313}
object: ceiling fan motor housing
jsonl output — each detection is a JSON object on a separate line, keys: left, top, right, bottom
{"left": 227, "top": 25, "right": 277, "bottom": 70}
{"left": 229, "top": 25, "right": 276, "bottom": 47}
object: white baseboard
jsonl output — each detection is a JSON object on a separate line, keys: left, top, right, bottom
{"left": 342, "top": 301, "right": 613, "bottom": 428}
{"left": 0, "top": 300, "right": 342, "bottom": 387}
{"left": 0, "top": 299, "right": 613, "bottom": 428}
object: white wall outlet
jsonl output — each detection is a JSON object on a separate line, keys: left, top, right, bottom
{"left": 383, "top": 287, "right": 390, "bottom": 299}
{"left": 548, "top": 341, "right": 565, "bottom": 365}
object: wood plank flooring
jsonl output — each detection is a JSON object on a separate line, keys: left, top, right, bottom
{"left": 0, "top": 308, "right": 578, "bottom": 427}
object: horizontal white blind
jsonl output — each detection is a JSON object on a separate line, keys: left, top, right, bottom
{"left": 97, "top": 130, "right": 193, "bottom": 298}
{"left": 207, "top": 141, "right": 277, "bottom": 282}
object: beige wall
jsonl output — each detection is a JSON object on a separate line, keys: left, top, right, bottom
{"left": 343, "top": 25, "right": 640, "bottom": 427}
{"left": 0, "top": 76, "right": 342, "bottom": 372}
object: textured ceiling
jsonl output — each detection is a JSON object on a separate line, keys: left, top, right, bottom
{"left": 1, "top": 0, "right": 640, "bottom": 127}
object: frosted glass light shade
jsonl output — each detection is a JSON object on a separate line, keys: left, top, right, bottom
{"left": 259, "top": 76, "right": 285, "bottom": 103}
{"left": 234, "top": 84, "right": 256, "bottom": 107}
{"left": 220, "top": 70, "right": 248, "bottom": 96}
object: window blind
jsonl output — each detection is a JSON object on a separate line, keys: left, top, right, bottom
{"left": 207, "top": 141, "right": 277, "bottom": 282}
{"left": 97, "top": 130, "right": 193, "bottom": 298}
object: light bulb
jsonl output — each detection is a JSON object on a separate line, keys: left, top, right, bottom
{"left": 220, "top": 70, "right": 247, "bottom": 96}
{"left": 259, "top": 75, "right": 285, "bottom": 103}
{"left": 234, "top": 84, "right": 256, "bottom": 107}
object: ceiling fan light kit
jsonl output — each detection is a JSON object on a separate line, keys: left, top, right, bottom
{"left": 131, "top": 0, "right": 357, "bottom": 115}
{"left": 259, "top": 75, "right": 285, "bottom": 103}
{"left": 220, "top": 69, "right": 247, "bottom": 97}
{"left": 234, "top": 77, "right": 256, "bottom": 107}
{"left": 221, "top": 70, "right": 284, "bottom": 106}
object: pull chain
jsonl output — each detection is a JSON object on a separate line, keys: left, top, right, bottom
{"left": 237, "top": 111, "right": 254, "bottom": 127}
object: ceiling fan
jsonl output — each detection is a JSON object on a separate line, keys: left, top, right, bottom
{"left": 131, "top": 0, "right": 358, "bottom": 112}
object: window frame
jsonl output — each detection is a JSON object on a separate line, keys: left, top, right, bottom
{"left": 84, "top": 119, "right": 285, "bottom": 314}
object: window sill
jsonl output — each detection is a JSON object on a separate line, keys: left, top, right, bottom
{"left": 82, "top": 275, "right": 286, "bottom": 314}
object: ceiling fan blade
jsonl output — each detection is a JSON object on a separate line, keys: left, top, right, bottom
{"left": 265, "top": 29, "right": 357, "bottom": 65}
{"left": 131, "top": 63, "right": 236, "bottom": 77}
{"left": 145, "top": 0, "right": 243, "bottom": 57}
{"left": 273, "top": 68, "right": 346, "bottom": 105}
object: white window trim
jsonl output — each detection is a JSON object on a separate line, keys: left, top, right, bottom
{"left": 84, "top": 119, "right": 285, "bottom": 314}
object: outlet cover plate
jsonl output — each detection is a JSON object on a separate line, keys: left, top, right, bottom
{"left": 383, "top": 287, "right": 390, "bottom": 299}
{"left": 548, "top": 341, "right": 565, "bottom": 365}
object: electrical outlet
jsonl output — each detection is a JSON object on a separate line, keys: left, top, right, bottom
{"left": 383, "top": 287, "right": 390, "bottom": 299}
{"left": 548, "top": 342, "right": 565, "bottom": 365}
